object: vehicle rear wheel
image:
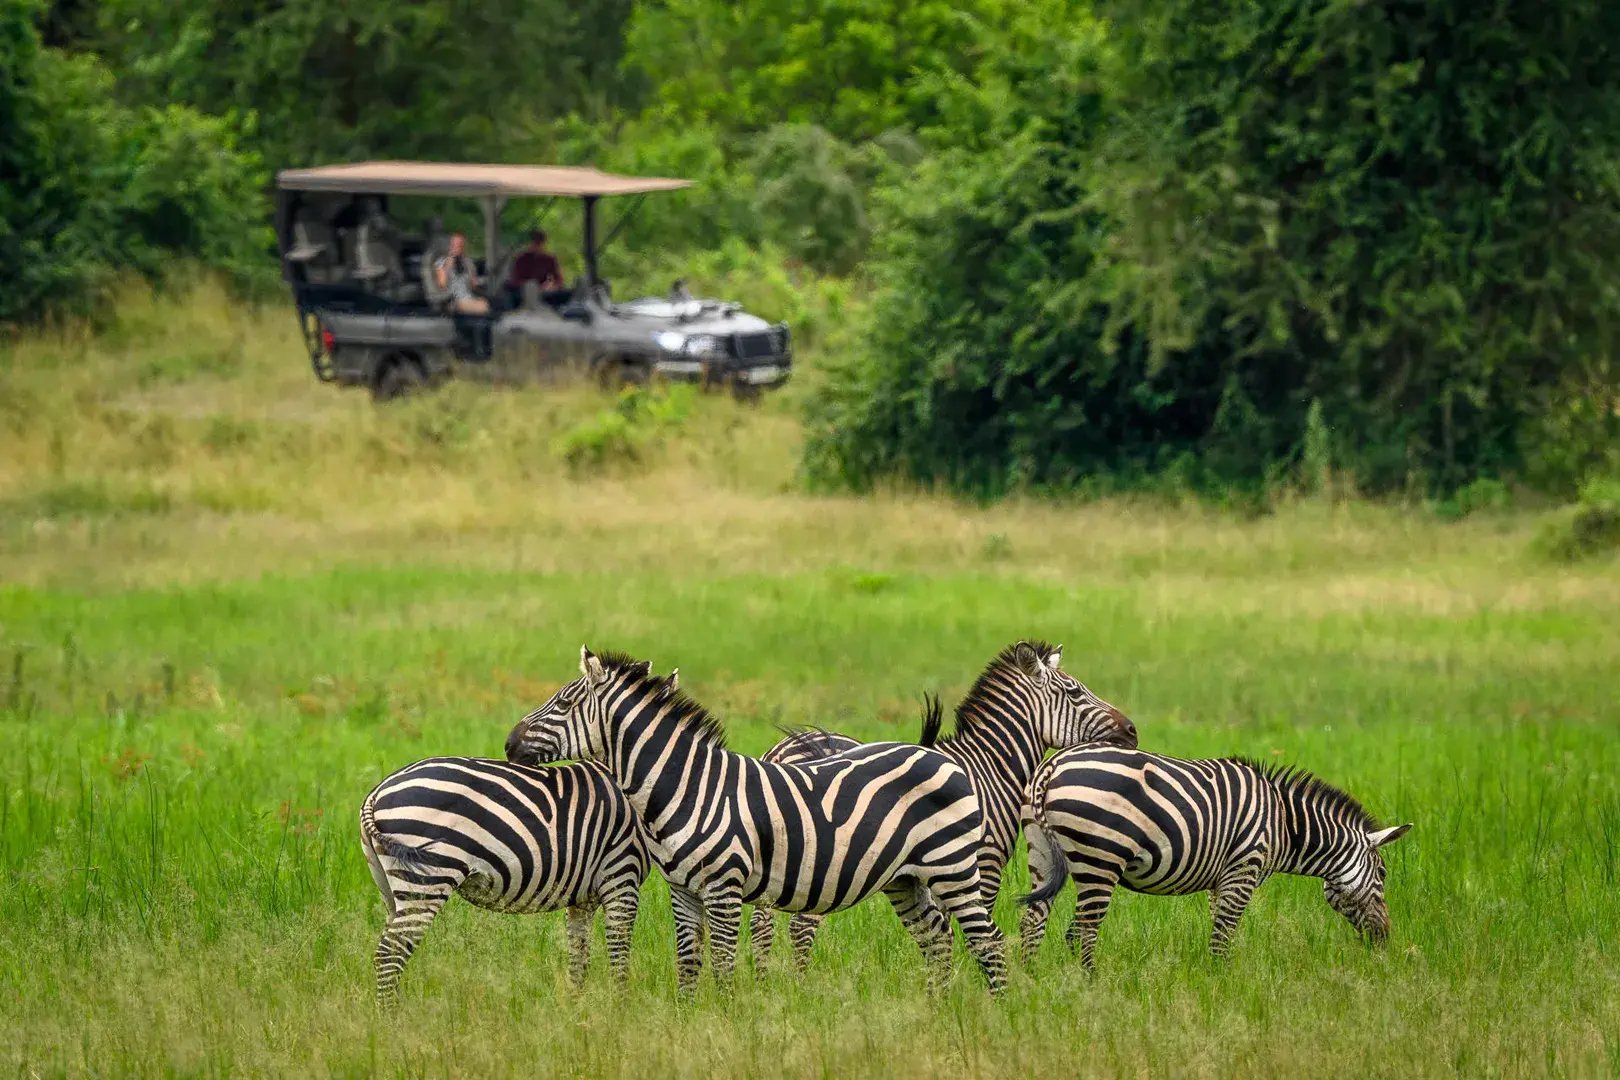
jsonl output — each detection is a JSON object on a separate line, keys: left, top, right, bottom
{"left": 373, "top": 354, "right": 426, "bottom": 403}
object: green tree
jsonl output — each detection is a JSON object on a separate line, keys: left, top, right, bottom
{"left": 624, "top": 0, "right": 1002, "bottom": 141}
{"left": 1, "top": 0, "right": 267, "bottom": 321}
{"left": 96, "top": 0, "right": 638, "bottom": 169}
{"left": 808, "top": 0, "right": 1620, "bottom": 497}
{"left": 1, "top": 0, "right": 112, "bottom": 320}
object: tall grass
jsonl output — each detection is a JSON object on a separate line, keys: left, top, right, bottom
{"left": 1, "top": 284, "right": 1617, "bottom": 1076}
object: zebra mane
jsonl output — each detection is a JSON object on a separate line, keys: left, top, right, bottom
{"left": 598, "top": 651, "right": 729, "bottom": 750}
{"left": 947, "top": 639, "right": 1057, "bottom": 739}
{"left": 1237, "top": 758, "right": 1380, "bottom": 830}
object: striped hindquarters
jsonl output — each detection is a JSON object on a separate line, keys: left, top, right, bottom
{"left": 1026, "top": 747, "right": 1278, "bottom": 897}
{"left": 361, "top": 757, "right": 648, "bottom": 912}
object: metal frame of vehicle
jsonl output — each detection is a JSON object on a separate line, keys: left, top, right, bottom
{"left": 274, "top": 161, "right": 793, "bottom": 401}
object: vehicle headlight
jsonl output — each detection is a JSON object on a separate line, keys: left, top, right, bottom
{"left": 682, "top": 334, "right": 724, "bottom": 358}
{"left": 653, "top": 331, "right": 687, "bottom": 353}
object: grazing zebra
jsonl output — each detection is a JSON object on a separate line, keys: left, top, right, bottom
{"left": 750, "top": 641, "right": 1137, "bottom": 972}
{"left": 1018, "top": 746, "right": 1413, "bottom": 967}
{"left": 360, "top": 751, "right": 653, "bottom": 1005}
{"left": 506, "top": 648, "right": 1008, "bottom": 994}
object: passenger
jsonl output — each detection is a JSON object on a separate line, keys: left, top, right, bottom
{"left": 506, "top": 229, "right": 567, "bottom": 305}
{"left": 433, "top": 233, "right": 489, "bottom": 315}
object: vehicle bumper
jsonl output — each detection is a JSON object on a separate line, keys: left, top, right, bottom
{"left": 652, "top": 358, "right": 792, "bottom": 389}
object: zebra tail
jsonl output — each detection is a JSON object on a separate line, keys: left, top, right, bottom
{"left": 916, "top": 693, "right": 943, "bottom": 747}
{"left": 360, "top": 796, "right": 436, "bottom": 878}
{"left": 1018, "top": 819, "right": 1067, "bottom": 906}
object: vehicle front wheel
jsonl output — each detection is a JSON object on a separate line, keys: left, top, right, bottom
{"left": 595, "top": 358, "right": 650, "bottom": 391}
{"left": 372, "top": 355, "right": 426, "bottom": 403}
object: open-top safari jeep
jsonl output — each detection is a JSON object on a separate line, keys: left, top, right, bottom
{"left": 274, "top": 162, "right": 792, "bottom": 401}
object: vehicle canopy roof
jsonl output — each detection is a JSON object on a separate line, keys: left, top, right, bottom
{"left": 276, "top": 161, "right": 692, "bottom": 199}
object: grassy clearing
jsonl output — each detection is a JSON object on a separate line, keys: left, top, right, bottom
{"left": 1, "top": 285, "right": 1618, "bottom": 1076}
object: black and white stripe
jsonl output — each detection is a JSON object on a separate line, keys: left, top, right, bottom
{"left": 750, "top": 641, "right": 1137, "bottom": 971}
{"left": 1018, "top": 746, "right": 1413, "bottom": 966}
{"left": 507, "top": 648, "right": 1008, "bottom": 994}
{"left": 359, "top": 756, "right": 650, "bottom": 1004}
{"left": 749, "top": 728, "right": 863, "bottom": 968}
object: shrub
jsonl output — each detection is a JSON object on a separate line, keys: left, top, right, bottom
{"left": 1534, "top": 477, "right": 1620, "bottom": 562}
{"left": 554, "top": 385, "right": 695, "bottom": 473}
{"left": 805, "top": 0, "right": 1620, "bottom": 500}
{"left": 0, "top": 3, "right": 268, "bottom": 322}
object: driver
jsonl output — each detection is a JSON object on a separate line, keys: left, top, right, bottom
{"left": 434, "top": 233, "right": 490, "bottom": 315}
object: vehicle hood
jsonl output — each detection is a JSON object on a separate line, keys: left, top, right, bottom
{"left": 608, "top": 297, "right": 776, "bottom": 333}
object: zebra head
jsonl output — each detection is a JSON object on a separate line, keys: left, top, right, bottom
{"left": 505, "top": 649, "right": 677, "bottom": 765}
{"left": 1321, "top": 822, "right": 1412, "bottom": 944}
{"left": 1009, "top": 641, "right": 1138, "bottom": 750}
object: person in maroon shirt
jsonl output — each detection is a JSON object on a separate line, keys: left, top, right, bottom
{"left": 507, "top": 229, "right": 565, "bottom": 304}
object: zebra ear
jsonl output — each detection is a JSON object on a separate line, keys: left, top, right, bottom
{"left": 1044, "top": 644, "right": 1064, "bottom": 672}
{"left": 651, "top": 668, "right": 680, "bottom": 702}
{"left": 1367, "top": 823, "right": 1412, "bottom": 848}
{"left": 580, "top": 645, "right": 608, "bottom": 686}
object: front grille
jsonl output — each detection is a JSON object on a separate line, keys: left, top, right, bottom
{"left": 730, "top": 331, "right": 784, "bottom": 360}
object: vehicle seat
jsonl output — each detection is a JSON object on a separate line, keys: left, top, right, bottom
{"left": 353, "top": 218, "right": 404, "bottom": 292}
{"left": 287, "top": 211, "right": 341, "bottom": 283}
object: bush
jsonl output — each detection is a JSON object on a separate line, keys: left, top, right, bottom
{"left": 805, "top": 0, "right": 1620, "bottom": 500}
{"left": 0, "top": 2, "right": 268, "bottom": 322}
{"left": 1434, "top": 478, "right": 1512, "bottom": 521}
{"left": 1534, "top": 477, "right": 1620, "bottom": 561}
{"left": 554, "top": 385, "right": 695, "bottom": 473}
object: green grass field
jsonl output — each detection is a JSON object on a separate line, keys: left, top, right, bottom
{"left": 2, "top": 286, "right": 1618, "bottom": 1076}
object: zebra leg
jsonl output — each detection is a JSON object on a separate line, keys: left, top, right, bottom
{"left": 931, "top": 871, "right": 1007, "bottom": 995}
{"left": 564, "top": 902, "right": 597, "bottom": 987}
{"left": 703, "top": 885, "right": 745, "bottom": 987}
{"left": 1208, "top": 862, "right": 1263, "bottom": 958}
{"left": 1064, "top": 865, "right": 1120, "bottom": 971}
{"left": 374, "top": 888, "right": 454, "bottom": 1007}
{"left": 602, "top": 885, "right": 640, "bottom": 986}
{"left": 1019, "top": 899, "right": 1055, "bottom": 965}
{"left": 787, "top": 913, "right": 823, "bottom": 974}
{"left": 1019, "top": 823, "right": 1061, "bottom": 964}
{"left": 668, "top": 883, "right": 708, "bottom": 996}
{"left": 977, "top": 862, "right": 1005, "bottom": 927}
{"left": 748, "top": 905, "right": 776, "bottom": 969}
{"left": 882, "top": 879, "right": 953, "bottom": 990}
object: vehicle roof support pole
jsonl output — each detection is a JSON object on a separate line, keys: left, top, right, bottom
{"left": 483, "top": 195, "right": 501, "bottom": 274}
{"left": 583, "top": 195, "right": 600, "bottom": 287}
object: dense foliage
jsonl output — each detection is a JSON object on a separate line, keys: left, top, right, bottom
{"left": 92, "top": 0, "right": 638, "bottom": 168}
{"left": 1, "top": 0, "right": 269, "bottom": 321}
{"left": 7, "top": 0, "right": 1618, "bottom": 494}
{"left": 807, "top": 0, "right": 1620, "bottom": 496}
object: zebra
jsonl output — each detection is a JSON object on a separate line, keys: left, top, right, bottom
{"left": 749, "top": 641, "right": 1137, "bottom": 973}
{"left": 749, "top": 727, "right": 862, "bottom": 969}
{"left": 1017, "top": 745, "right": 1413, "bottom": 967}
{"left": 361, "top": 665, "right": 672, "bottom": 1006}
{"left": 506, "top": 647, "right": 1009, "bottom": 994}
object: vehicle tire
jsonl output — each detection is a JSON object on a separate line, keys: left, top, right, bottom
{"left": 372, "top": 354, "right": 426, "bottom": 403}
{"left": 595, "top": 357, "right": 649, "bottom": 391}
{"left": 730, "top": 377, "right": 763, "bottom": 404}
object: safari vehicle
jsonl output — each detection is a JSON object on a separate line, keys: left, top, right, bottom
{"left": 274, "top": 162, "right": 793, "bottom": 401}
